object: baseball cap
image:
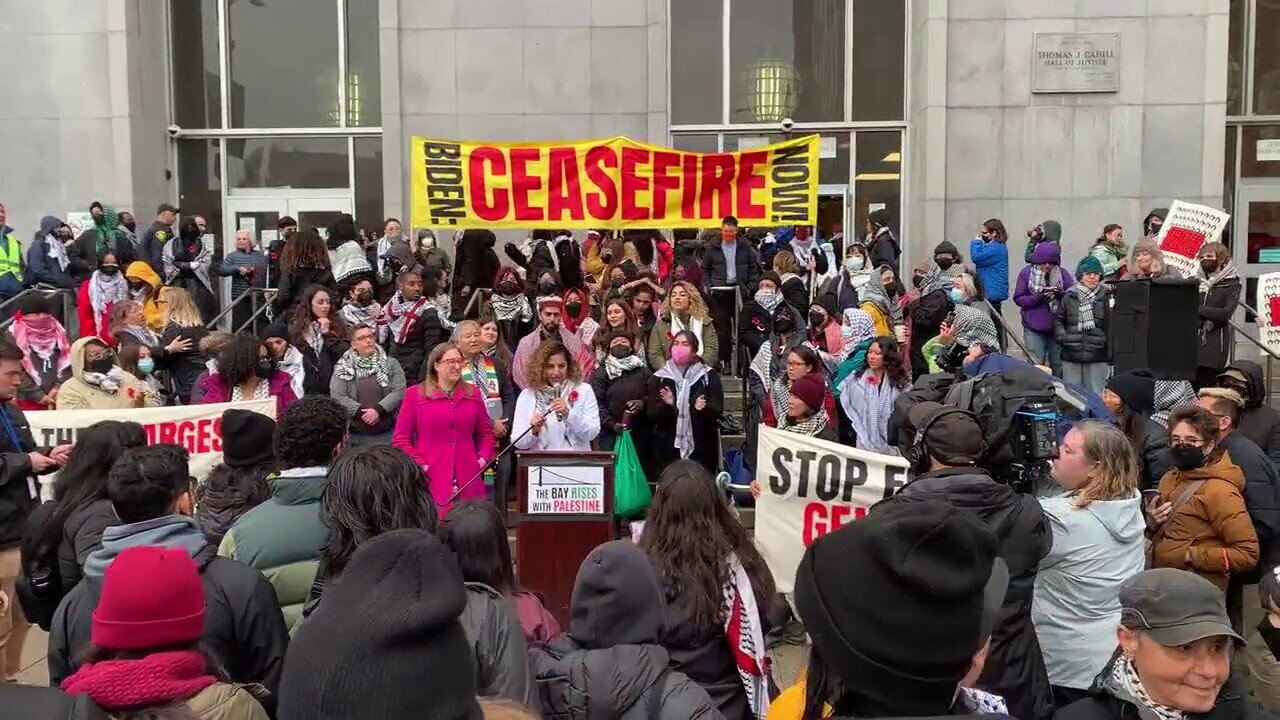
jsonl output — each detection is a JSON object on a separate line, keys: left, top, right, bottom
{"left": 1119, "top": 568, "right": 1244, "bottom": 646}
{"left": 157, "top": 202, "right": 180, "bottom": 214}
{"left": 907, "top": 401, "right": 984, "bottom": 465}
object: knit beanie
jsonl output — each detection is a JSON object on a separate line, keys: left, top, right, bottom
{"left": 933, "top": 240, "right": 960, "bottom": 257}
{"left": 278, "top": 530, "right": 482, "bottom": 720}
{"left": 17, "top": 292, "right": 52, "bottom": 317}
{"left": 1076, "top": 255, "right": 1104, "bottom": 278}
{"left": 794, "top": 498, "right": 998, "bottom": 717}
{"left": 813, "top": 293, "right": 839, "bottom": 319}
{"left": 1106, "top": 370, "right": 1156, "bottom": 414}
{"left": 260, "top": 320, "right": 289, "bottom": 343}
{"left": 760, "top": 271, "right": 783, "bottom": 290}
{"left": 220, "top": 409, "right": 276, "bottom": 469}
{"left": 789, "top": 372, "right": 826, "bottom": 414}
{"left": 92, "top": 546, "right": 205, "bottom": 651}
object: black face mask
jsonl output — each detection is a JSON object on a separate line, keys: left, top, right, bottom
{"left": 354, "top": 290, "right": 373, "bottom": 306}
{"left": 808, "top": 311, "right": 826, "bottom": 327}
{"left": 566, "top": 302, "right": 583, "bottom": 316}
{"left": 498, "top": 281, "right": 518, "bottom": 295}
{"left": 1170, "top": 444, "right": 1206, "bottom": 471}
{"left": 610, "top": 278, "right": 623, "bottom": 289}
{"left": 609, "top": 345, "right": 632, "bottom": 359}
{"left": 128, "top": 281, "right": 146, "bottom": 293}
{"left": 123, "top": 221, "right": 137, "bottom": 232}
{"left": 912, "top": 275, "right": 925, "bottom": 289}
{"left": 85, "top": 356, "right": 114, "bottom": 375}
{"left": 774, "top": 316, "right": 795, "bottom": 334}
{"left": 100, "top": 266, "right": 119, "bottom": 276}
{"left": 600, "top": 252, "right": 614, "bottom": 264}
{"left": 935, "top": 257, "right": 955, "bottom": 270}
{"left": 255, "top": 359, "right": 276, "bottom": 379}
{"left": 1200, "top": 259, "right": 1218, "bottom": 275}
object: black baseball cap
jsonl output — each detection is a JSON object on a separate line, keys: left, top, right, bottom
{"left": 907, "top": 402, "right": 984, "bottom": 465}
{"left": 1119, "top": 569, "right": 1244, "bottom": 646}
{"left": 156, "top": 202, "right": 180, "bottom": 214}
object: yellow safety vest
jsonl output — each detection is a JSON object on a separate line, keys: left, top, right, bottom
{"left": 0, "top": 233, "right": 22, "bottom": 281}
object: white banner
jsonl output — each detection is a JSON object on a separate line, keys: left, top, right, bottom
{"left": 1154, "top": 200, "right": 1231, "bottom": 278}
{"left": 754, "top": 426, "right": 911, "bottom": 593}
{"left": 27, "top": 400, "right": 276, "bottom": 494}
{"left": 1258, "top": 272, "right": 1280, "bottom": 356}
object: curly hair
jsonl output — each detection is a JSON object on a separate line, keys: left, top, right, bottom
{"left": 289, "top": 285, "right": 348, "bottom": 345}
{"left": 865, "top": 337, "right": 910, "bottom": 390}
{"left": 773, "top": 250, "right": 799, "bottom": 274}
{"left": 639, "top": 460, "right": 775, "bottom": 629}
{"left": 662, "top": 280, "right": 709, "bottom": 322}
{"left": 322, "top": 445, "right": 439, "bottom": 578}
{"left": 275, "top": 396, "right": 347, "bottom": 470}
{"left": 280, "top": 228, "right": 330, "bottom": 272}
{"left": 526, "top": 340, "right": 580, "bottom": 390}
{"left": 1168, "top": 405, "right": 1222, "bottom": 451}
{"left": 215, "top": 335, "right": 263, "bottom": 388}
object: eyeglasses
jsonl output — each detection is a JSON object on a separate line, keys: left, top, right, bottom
{"left": 437, "top": 357, "right": 464, "bottom": 366}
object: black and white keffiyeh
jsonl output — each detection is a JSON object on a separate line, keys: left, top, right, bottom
{"left": 333, "top": 345, "right": 391, "bottom": 388}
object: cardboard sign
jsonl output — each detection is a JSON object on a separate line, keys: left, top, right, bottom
{"left": 1154, "top": 200, "right": 1232, "bottom": 278}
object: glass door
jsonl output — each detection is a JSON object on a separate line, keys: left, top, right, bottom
{"left": 1232, "top": 182, "right": 1280, "bottom": 324}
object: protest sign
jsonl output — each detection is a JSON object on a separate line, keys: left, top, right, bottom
{"left": 1257, "top": 271, "right": 1280, "bottom": 356}
{"left": 409, "top": 135, "right": 819, "bottom": 230}
{"left": 754, "top": 426, "right": 911, "bottom": 593}
{"left": 28, "top": 399, "right": 276, "bottom": 497}
{"left": 1154, "top": 200, "right": 1231, "bottom": 278}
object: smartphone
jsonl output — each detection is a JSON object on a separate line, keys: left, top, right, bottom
{"left": 1141, "top": 489, "right": 1161, "bottom": 505}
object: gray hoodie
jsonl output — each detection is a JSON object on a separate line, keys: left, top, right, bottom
{"left": 83, "top": 514, "right": 208, "bottom": 578}
{"left": 1032, "top": 492, "right": 1146, "bottom": 690}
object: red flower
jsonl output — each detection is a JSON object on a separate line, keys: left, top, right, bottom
{"left": 569, "top": 390, "right": 580, "bottom": 404}
{"left": 127, "top": 387, "right": 137, "bottom": 399}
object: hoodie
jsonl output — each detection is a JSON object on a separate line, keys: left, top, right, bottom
{"left": 1013, "top": 242, "right": 1075, "bottom": 335}
{"left": 529, "top": 541, "right": 722, "bottom": 719}
{"left": 55, "top": 336, "right": 159, "bottom": 411}
{"left": 1225, "top": 361, "right": 1280, "bottom": 464}
{"left": 27, "top": 215, "right": 82, "bottom": 289}
{"left": 125, "top": 260, "right": 165, "bottom": 331}
{"left": 1032, "top": 493, "right": 1145, "bottom": 690}
{"left": 1024, "top": 220, "right": 1062, "bottom": 264}
{"left": 1151, "top": 454, "right": 1259, "bottom": 591}
{"left": 1142, "top": 207, "right": 1169, "bottom": 238}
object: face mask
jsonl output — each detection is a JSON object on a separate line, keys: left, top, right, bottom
{"left": 609, "top": 345, "right": 632, "bottom": 359}
{"left": 912, "top": 275, "right": 925, "bottom": 289}
{"left": 1200, "top": 259, "right": 1218, "bottom": 275}
{"left": 671, "top": 345, "right": 692, "bottom": 365}
{"left": 566, "top": 301, "right": 583, "bottom": 316}
{"left": 844, "top": 257, "right": 864, "bottom": 273}
{"left": 809, "top": 311, "right": 826, "bottom": 327}
{"left": 774, "top": 316, "right": 795, "bottom": 334}
{"left": 128, "top": 281, "right": 145, "bottom": 293}
{"left": 1170, "top": 444, "right": 1205, "bottom": 471}
{"left": 721, "top": 230, "right": 736, "bottom": 242}
{"left": 355, "top": 290, "right": 373, "bottom": 306}
{"left": 497, "top": 280, "right": 518, "bottom": 295}
{"left": 840, "top": 324, "right": 855, "bottom": 340}
{"left": 600, "top": 251, "right": 614, "bottom": 264}
{"left": 85, "top": 356, "right": 114, "bottom": 375}
{"left": 610, "top": 277, "right": 623, "bottom": 289}
{"left": 421, "top": 235, "right": 436, "bottom": 249}
{"left": 949, "top": 288, "right": 966, "bottom": 304}
{"left": 256, "top": 359, "right": 276, "bottom": 379}
{"left": 100, "top": 266, "right": 119, "bottom": 276}
{"left": 137, "top": 358, "right": 155, "bottom": 375}
{"left": 754, "top": 289, "right": 777, "bottom": 306}
{"left": 124, "top": 221, "right": 137, "bottom": 232}
{"left": 935, "top": 257, "right": 955, "bottom": 270}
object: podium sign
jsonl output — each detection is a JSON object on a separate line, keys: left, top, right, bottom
{"left": 516, "top": 451, "right": 616, "bottom": 627}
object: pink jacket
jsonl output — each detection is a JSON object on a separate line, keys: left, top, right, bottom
{"left": 196, "top": 371, "right": 297, "bottom": 419}
{"left": 393, "top": 381, "right": 496, "bottom": 513}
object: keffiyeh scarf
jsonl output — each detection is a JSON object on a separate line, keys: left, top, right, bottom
{"left": 604, "top": 352, "right": 645, "bottom": 380}
{"left": 304, "top": 321, "right": 325, "bottom": 356}
{"left": 380, "top": 293, "right": 430, "bottom": 345}
{"left": 955, "top": 687, "right": 1009, "bottom": 716}
{"left": 1027, "top": 263, "right": 1065, "bottom": 312}
{"left": 340, "top": 300, "right": 381, "bottom": 330}
{"left": 9, "top": 314, "right": 72, "bottom": 383}
{"left": 778, "top": 406, "right": 830, "bottom": 437}
{"left": 841, "top": 308, "right": 876, "bottom": 354}
{"left": 790, "top": 237, "right": 817, "bottom": 269}
{"left": 88, "top": 270, "right": 128, "bottom": 321}
{"left": 45, "top": 234, "right": 70, "bottom": 271}
{"left": 753, "top": 289, "right": 783, "bottom": 313}
{"left": 858, "top": 275, "right": 894, "bottom": 320}
{"left": 334, "top": 345, "right": 391, "bottom": 388}
{"left": 491, "top": 292, "right": 532, "bottom": 323}
{"left": 919, "top": 263, "right": 963, "bottom": 296}
{"left": 722, "top": 554, "right": 770, "bottom": 720}
{"left": 1199, "top": 257, "right": 1239, "bottom": 295}
{"left": 278, "top": 345, "right": 306, "bottom": 399}
{"left": 534, "top": 383, "right": 566, "bottom": 415}
{"left": 1069, "top": 283, "right": 1102, "bottom": 331}
{"left": 654, "top": 360, "right": 711, "bottom": 459}
{"left": 668, "top": 311, "right": 704, "bottom": 343}
{"left": 1111, "top": 655, "right": 1185, "bottom": 720}
{"left": 82, "top": 366, "right": 125, "bottom": 394}
{"left": 231, "top": 379, "right": 270, "bottom": 402}
{"left": 119, "top": 324, "right": 159, "bottom": 347}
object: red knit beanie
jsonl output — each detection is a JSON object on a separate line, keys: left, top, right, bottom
{"left": 92, "top": 546, "right": 206, "bottom": 650}
{"left": 790, "top": 372, "right": 827, "bottom": 414}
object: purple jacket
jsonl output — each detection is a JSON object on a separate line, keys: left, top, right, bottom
{"left": 1012, "top": 242, "right": 1075, "bottom": 335}
{"left": 196, "top": 371, "right": 298, "bottom": 419}
{"left": 393, "top": 381, "right": 496, "bottom": 514}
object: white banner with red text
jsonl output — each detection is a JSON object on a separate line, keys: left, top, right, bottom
{"left": 27, "top": 399, "right": 277, "bottom": 497}
{"left": 754, "top": 426, "right": 911, "bottom": 593}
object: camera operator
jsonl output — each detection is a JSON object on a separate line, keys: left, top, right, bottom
{"left": 888, "top": 401, "right": 1053, "bottom": 720}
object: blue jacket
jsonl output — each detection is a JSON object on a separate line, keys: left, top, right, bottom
{"left": 970, "top": 237, "right": 1010, "bottom": 302}
{"left": 963, "top": 352, "right": 1116, "bottom": 436}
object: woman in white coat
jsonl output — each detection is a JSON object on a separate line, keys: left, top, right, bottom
{"left": 513, "top": 339, "right": 601, "bottom": 452}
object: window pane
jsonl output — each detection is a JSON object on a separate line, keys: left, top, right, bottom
{"left": 170, "top": 0, "right": 220, "bottom": 128}
{"left": 1229, "top": 0, "right": 1245, "bottom": 115}
{"left": 354, "top": 137, "right": 384, "bottom": 230}
{"left": 671, "top": 134, "right": 720, "bottom": 152}
{"left": 177, "top": 140, "right": 224, "bottom": 242}
{"left": 1245, "top": 202, "right": 1280, "bottom": 264}
{"left": 346, "top": 0, "right": 381, "bottom": 127}
{"left": 730, "top": 0, "right": 844, "bottom": 123}
{"left": 853, "top": 131, "right": 901, "bottom": 242}
{"left": 228, "top": 0, "right": 340, "bottom": 127}
{"left": 1241, "top": 126, "right": 1280, "bottom": 179}
{"left": 226, "top": 138, "right": 350, "bottom": 189}
{"left": 851, "top": 0, "right": 905, "bottom": 121}
{"left": 670, "top": 0, "right": 723, "bottom": 124}
{"left": 1254, "top": 1, "right": 1280, "bottom": 115}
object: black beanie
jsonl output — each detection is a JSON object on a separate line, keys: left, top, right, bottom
{"left": 220, "top": 409, "right": 275, "bottom": 469}
{"left": 794, "top": 498, "right": 997, "bottom": 717}
{"left": 813, "top": 293, "right": 839, "bottom": 319}
{"left": 17, "top": 292, "right": 52, "bottom": 317}
{"left": 760, "top": 271, "right": 783, "bottom": 290}
{"left": 278, "top": 530, "right": 482, "bottom": 720}
{"left": 1106, "top": 370, "right": 1156, "bottom": 414}
{"left": 260, "top": 320, "right": 289, "bottom": 343}
{"left": 933, "top": 240, "right": 960, "bottom": 257}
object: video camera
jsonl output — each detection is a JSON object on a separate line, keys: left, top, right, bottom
{"left": 998, "top": 401, "right": 1059, "bottom": 493}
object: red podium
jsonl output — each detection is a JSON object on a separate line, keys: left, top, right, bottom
{"left": 516, "top": 451, "right": 615, "bottom": 627}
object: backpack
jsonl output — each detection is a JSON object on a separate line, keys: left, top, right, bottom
{"left": 723, "top": 448, "right": 753, "bottom": 506}
{"left": 943, "top": 366, "right": 1062, "bottom": 470}
{"left": 15, "top": 501, "right": 66, "bottom": 631}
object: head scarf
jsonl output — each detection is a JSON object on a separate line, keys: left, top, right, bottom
{"left": 89, "top": 269, "right": 129, "bottom": 322}
{"left": 9, "top": 313, "right": 72, "bottom": 382}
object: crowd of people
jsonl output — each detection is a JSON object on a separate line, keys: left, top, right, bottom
{"left": 0, "top": 199, "right": 1279, "bottom": 720}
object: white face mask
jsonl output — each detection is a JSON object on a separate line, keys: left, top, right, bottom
{"left": 420, "top": 235, "right": 435, "bottom": 249}
{"left": 754, "top": 289, "right": 777, "bottom": 306}
{"left": 844, "top": 256, "right": 865, "bottom": 273}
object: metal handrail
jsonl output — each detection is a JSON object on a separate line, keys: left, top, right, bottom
{"left": 982, "top": 297, "right": 1032, "bottom": 360}
{"left": 234, "top": 295, "right": 274, "bottom": 334}
{"left": 0, "top": 286, "right": 76, "bottom": 333}
{"left": 205, "top": 287, "right": 271, "bottom": 330}
{"left": 1229, "top": 318, "right": 1280, "bottom": 361}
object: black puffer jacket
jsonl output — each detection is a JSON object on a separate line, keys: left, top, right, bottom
{"left": 55, "top": 499, "right": 116, "bottom": 593}
{"left": 1128, "top": 414, "right": 1171, "bottom": 492}
{"left": 1055, "top": 284, "right": 1109, "bottom": 364}
{"left": 388, "top": 305, "right": 447, "bottom": 385}
{"left": 659, "top": 588, "right": 764, "bottom": 720}
{"left": 295, "top": 334, "right": 350, "bottom": 396}
{"left": 701, "top": 239, "right": 761, "bottom": 297}
{"left": 891, "top": 469, "right": 1053, "bottom": 720}
{"left": 590, "top": 364, "right": 655, "bottom": 478}
{"left": 459, "top": 582, "right": 537, "bottom": 709}
{"left": 1198, "top": 275, "right": 1242, "bottom": 371}
{"left": 1222, "top": 431, "right": 1280, "bottom": 571}
{"left": 530, "top": 541, "right": 722, "bottom": 719}
{"left": 1228, "top": 361, "right": 1280, "bottom": 464}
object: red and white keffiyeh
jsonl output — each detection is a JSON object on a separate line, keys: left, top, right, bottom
{"left": 723, "top": 554, "right": 770, "bottom": 720}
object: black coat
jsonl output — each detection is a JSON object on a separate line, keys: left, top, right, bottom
{"left": 295, "top": 334, "right": 349, "bottom": 396}
{"left": 890, "top": 469, "right": 1054, "bottom": 720}
{"left": 1058, "top": 658, "right": 1258, "bottom": 720}
{"left": 591, "top": 364, "right": 655, "bottom": 478}
{"left": 388, "top": 306, "right": 447, "bottom": 385}
{"left": 1055, "top": 286, "right": 1109, "bottom": 364}
{"left": 659, "top": 588, "right": 764, "bottom": 720}
{"left": 868, "top": 228, "right": 901, "bottom": 277}
{"left": 700, "top": 240, "right": 761, "bottom": 298}
{"left": 737, "top": 302, "right": 778, "bottom": 360}
{"left": 0, "top": 684, "right": 107, "bottom": 720}
{"left": 780, "top": 276, "right": 809, "bottom": 316}
{"left": 272, "top": 265, "right": 334, "bottom": 316}
{"left": 48, "top": 541, "right": 289, "bottom": 696}
{"left": 160, "top": 324, "right": 210, "bottom": 403}
{"left": 56, "top": 499, "right": 116, "bottom": 595}
{"left": 1222, "top": 431, "right": 1280, "bottom": 570}
{"left": 452, "top": 234, "right": 501, "bottom": 313}
{"left": 529, "top": 238, "right": 584, "bottom": 290}
{"left": 0, "top": 403, "right": 43, "bottom": 550}
{"left": 1230, "top": 361, "right": 1280, "bottom": 464}
{"left": 1199, "top": 276, "right": 1242, "bottom": 370}
{"left": 73, "top": 229, "right": 135, "bottom": 269}
{"left": 647, "top": 368, "right": 724, "bottom": 477}
{"left": 139, "top": 221, "right": 172, "bottom": 277}
{"left": 1129, "top": 415, "right": 1171, "bottom": 492}
{"left": 909, "top": 290, "right": 954, "bottom": 378}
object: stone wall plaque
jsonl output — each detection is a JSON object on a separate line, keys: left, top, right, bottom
{"left": 1032, "top": 33, "right": 1120, "bottom": 94}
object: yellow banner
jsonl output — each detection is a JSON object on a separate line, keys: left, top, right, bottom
{"left": 409, "top": 135, "right": 819, "bottom": 230}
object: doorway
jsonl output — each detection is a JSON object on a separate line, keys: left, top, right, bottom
{"left": 1231, "top": 182, "right": 1280, "bottom": 325}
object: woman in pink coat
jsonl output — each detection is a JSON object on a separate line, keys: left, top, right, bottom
{"left": 393, "top": 341, "right": 496, "bottom": 513}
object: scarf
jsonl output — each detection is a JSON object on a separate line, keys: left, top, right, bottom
{"left": 491, "top": 291, "right": 532, "bottom": 323}
{"left": 669, "top": 311, "right": 704, "bottom": 344}
{"left": 654, "top": 360, "right": 711, "bottom": 459}
{"left": 9, "top": 315, "right": 72, "bottom": 382}
{"left": 1199, "top": 258, "right": 1239, "bottom": 295}
{"left": 790, "top": 237, "right": 817, "bottom": 269}
{"left": 604, "top": 352, "right": 645, "bottom": 380}
{"left": 380, "top": 292, "right": 429, "bottom": 345}
{"left": 754, "top": 289, "right": 783, "bottom": 313}
{"left": 377, "top": 233, "right": 399, "bottom": 276}
{"left": 919, "top": 263, "right": 963, "bottom": 296}
{"left": 534, "top": 383, "right": 567, "bottom": 415}
{"left": 838, "top": 371, "right": 902, "bottom": 455}
{"left": 779, "top": 272, "right": 800, "bottom": 287}
{"left": 858, "top": 276, "right": 893, "bottom": 320}
{"left": 722, "top": 554, "right": 770, "bottom": 720}
{"left": 278, "top": 345, "right": 306, "bottom": 399}
{"left": 1027, "top": 263, "right": 1065, "bottom": 313}
{"left": 1111, "top": 655, "right": 1185, "bottom": 720}
{"left": 231, "top": 379, "right": 270, "bottom": 402}
{"left": 1070, "top": 283, "right": 1102, "bottom": 331}
{"left": 749, "top": 332, "right": 803, "bottom": 390}
{"left": 82, "top": 366, "right": 125, "bottom": 394}
{"left": 334, "top": 345, "right": 391, "bottom": 388}
{"left": 88, "top": 270, "right": 129, "bottom": 321}
{"left": 462, "top": 354, "right": 500, "bottom": 398}
{"left": 340, "top": 300, "right": 381, "bottom": 329}
{"left": 955, "top": 687, "right": 1009, "bottom": 716}
{"left": 304, "top": 321, "right": 324, "bottom": 356}
{"left": 62, "top": 650, "right": 216, "bottom": 711}
{"left": 431, "top": 292, "right": 455, "bottom": 330}
{"left": 120, "top": 324, "right": 159, "bottom": 347}
{"left": 119, "top": 223, "right": 139, "bottom": 250}
{"left": 841, "top": 308, "right": 876, "bottom": 355}
{"left": 778, "top": 406, "right": 830, "bottom": 437}
{"left": 45, "top": 234, "right": 70, "bottom": 271}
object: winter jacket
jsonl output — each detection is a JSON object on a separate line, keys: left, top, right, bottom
{"left": 125, "top": 261, "right": 165, "bottom": 331}
{"left": 1150, "top": 453, "right": 1258, "bottom": 591}
{"left": 908, "top": 290, "right": 953, "bottom": 378}
{"left": 1090, "top": 241, "right": 1129, "bottom": 281}
{"left": 160, "top": 323, "right": 211, "bottom": 403}
{"left": 868, "top": 227, "right": 901, "bottom": 277}
{"left": 0, "top": 402, "right": 45, "bottom": 550}
{"left": 49, "top": 514, "right": 289, "bottom": 695}
{"left": 452, "top": 230, "right": 502, "bottom": 316}
{"left": 1221, "top": 431, "right": 1280, "bottom": 570}
{"left": 659, "top": 586, "right": 763, "bottom": 720}
{"left": 329, "top": 354, "right": 406, "bottom": 436}
{"left": 56, "top": 337, "right": 162, "bottom": 410}
{"left": 1059, "top": 655, "right": 1258, "bottom": 720}
{"left": 392, "top": 382, "right": 496, "bottom": 514}
{"left": 1128, "top": 414, "right": 1171, "bottom": 491}
{"left": 738, "top": 302, "right": 802, "bottom": 362}
{"left": 271, "top": 265, "right": 334, "bottom": 316}
{"left": 1199, "top": 274, "right": 1242, "bottom": 371}
{"left": 459, "top": 582, "right": 538, "bottom": 708}
{"left": 75, "top": 277, "right": 120, "bottom": 347}
{"left": 197, "top": 370, "right": 298, "bottom": 420}
{"left": 55, "top": 498, "right": 116, "bottom": 595}
{"left": 140, "top": 220, "right": 173, "bottom": 277}
{"left": 779, "top": 275, "right": 809, "bottom": 317}
{"left": 590, "top": 363, "right": 653, "bottom": 456}
{"left": 218, "top": 468, "right": 330, "bottom": 632}
{"left": 0, "top": 684, "right": 108, "bottom": 720}
{"left": 27, "top": 217, "right": 87, "bottom": 289}
{"left": 529, "top": 541, "right": 723, "bottom": 720}
{"left": 701, "top": 239, "right": 761, "bottom": 297}
{"left": 891, "top": 469, "right": 1054, "bottom": 720}
{"left": 295, "top": 334, "right": 350, "bottom": 396}
{"left": 1032, "top": 492, "right": 1145, "bottom": 691}
{"left": 1248, "top": 618, "right": 1280, "bottom": 714}
{"left": 529, "top": 237, "right": 585, "bottom": 290}
{"left": 182, "top": 683, "right": 271, "bottom": 720}
{"left": 648, "top": 314, "right": 719, "bottom": 372}
{"left": 969, "top": 237, "right": 1009, "bottom": 302}
{"left": 217, "top": 249, "right": 269, "bottom": 299}
{"left": 1055, "top": 284, "right": 1109, "bottom": 364}
{"left": 1023, "top": 219, "right": 1062, "bottom": 264}
{"left": 648, "top": 368, "right": 724, "bottom": 478}
{"left": 1228, "top": 361, "right": 1280, "bottom": 464}
{"left": 388, "top": 304, "right": 448, "bottom": 385}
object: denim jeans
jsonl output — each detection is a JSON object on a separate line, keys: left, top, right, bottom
{"left": 1022, "top": 329, "right": 1062, "bottom": 378}
{"left": 1062, "top": 362, "right": 1110, "bottom": 395}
